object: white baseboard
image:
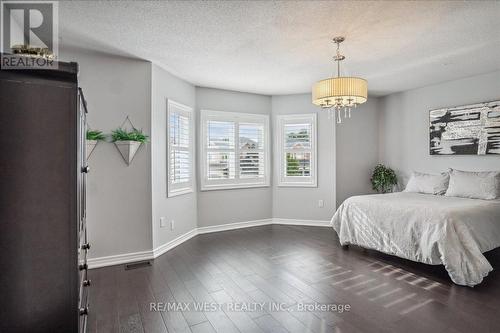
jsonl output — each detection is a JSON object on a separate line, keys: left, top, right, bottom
{"left": 153, "top": 228, "right": 198, "bottom": 258}
{"left": 87, "top": 249, "right": 153, "bottom": 269}
{"left": 88, "top": 218, "right": 331, "bottom": 269}
{"left": 197, "top": 218, "right": 273, "bottom": 234}
{"left": 272, "top": 218, "right": 332, "bottom": 227}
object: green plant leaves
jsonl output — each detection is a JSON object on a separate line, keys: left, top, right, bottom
{"left": 111, "top": 128, "right": 149, "bottom": 143}
{"left": 371, "top": 164, "right": 398, "bottom": 193}
{"left": 86, "top": 130, "right": 106, "bottom": 141}
{"left": 85, "top": 127, "right": 149, "bottom": 143}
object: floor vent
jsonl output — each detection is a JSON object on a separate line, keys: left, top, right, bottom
{"left": 125, "top": 260, "right": 152, "bottom": 270}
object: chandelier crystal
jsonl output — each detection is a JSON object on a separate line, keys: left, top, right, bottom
{"left": 312, "top": 37, "right": 367, "bottom": 123}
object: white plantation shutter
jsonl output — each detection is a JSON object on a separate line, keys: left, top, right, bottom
{"left": 239, "top": 123, "right": 265, "bottom": 179}
{"left": 167, "top": 100, "right": 193, "bottom": 197}
{"left": 277, "top": 114, "right": 317, "bottom": 187}
{"left": 201, "top": 110, "right": 270, "bottom": 190}
{"left": 207, "top": 120, "right": 236, "bottom": 179}
{"left": 207, "top": 152, "right": 235, "bottom": 179}
{"left": 284, "top": 123, "right": 311, "bottom": 177}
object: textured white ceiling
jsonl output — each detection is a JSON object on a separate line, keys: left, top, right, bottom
{"left": 59, "top": 1, "right": 500, "bottom": 96}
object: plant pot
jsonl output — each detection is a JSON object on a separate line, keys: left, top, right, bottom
{"left": 114, "top": 140, "right": 142, "bottom": 165}
{"left": 86, "top": 140, "right": 98, "bottom": 159}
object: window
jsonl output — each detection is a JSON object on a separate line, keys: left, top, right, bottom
{"left": 276, "top": 114, "right": 317, "bottom": 187}
{"left": 200, "top": 110, "right": 270, "bottom": 190}
{"left": 167, "top": 100, "right": 194, "bottom": 197}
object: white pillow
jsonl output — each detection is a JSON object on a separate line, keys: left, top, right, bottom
{"left": 445, "top": 169, "right": 500, "bottom": 200}
{"left": 404, "top": 171, "right": 450, "bottom": 195}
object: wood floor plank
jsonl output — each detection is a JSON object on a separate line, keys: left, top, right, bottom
{"left": 182, "top": 277, "right": 240, "bottom": 333}
{"left": 88, "top": 225, "right": 500, "bottom": 333}
{"left": 155, "top": 289, "right": 191, "bottom": 333}
{"left": 248, "top": 288, "right": 314, "bottom": 333}
{"left": 119, "top": 313, "right": 144, "bottom": 333}
{"left": 160, "top": 261, "right": 208, "bottom": 327}
{"left": 210, "top": 289, "right": 265, "bottom": 333}
{"left": 139, "top": 311, "right": 168, "bottom": 333}
{"left": 190, "top": 321, "right": 216, "bottom": 333}
{"left": 253, "top": 314, "right": 289, "bottom": 333}
{"left": 214, "top": 273, "right": 269, "bottom": 319}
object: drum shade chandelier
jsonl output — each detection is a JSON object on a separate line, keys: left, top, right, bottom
{"left": 312, "top": 37, "right": 367, "bottom": 123}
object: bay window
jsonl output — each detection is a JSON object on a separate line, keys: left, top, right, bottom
{"left": 200, "top": 110, "right": 270, "bottom": 190}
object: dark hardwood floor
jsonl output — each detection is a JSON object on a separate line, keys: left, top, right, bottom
{"left": 86, "top": 225, "right": 500, "bottom": 333}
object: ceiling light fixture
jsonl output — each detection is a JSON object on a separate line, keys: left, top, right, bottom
{"left": 312, "top": 37, "right": 367, "bottom": 123}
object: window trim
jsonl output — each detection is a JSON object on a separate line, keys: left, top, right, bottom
{"left": 167, "top": 99, "right": 194, "bottom": 197}
{"left": 276, "top": 113, "right": 317, "bottom": 187}
{"left": 200, "top": 109, "right": 270, "bottom": 191}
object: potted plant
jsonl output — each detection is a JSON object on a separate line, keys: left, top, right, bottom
{"left": 86, "top": 129, "right": 106, "bottom": 159}
{"left": 111, "top": 128, "right": 149, "bottom": 165}
{"left": 371, "top": 164, "right": 398, "bottom": 193}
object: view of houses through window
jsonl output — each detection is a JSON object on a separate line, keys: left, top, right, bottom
{"left": 277, "top": 113, "right": 317, "bottom": 187}
{"left": 207, "top": 121, "right": 265, "bottom": 179}
{"left": 201, "top": 110, "right": 269, "bottom": 190}
{"left": 207, "top": 120, "right": 235, "bottom": 179}
{"left": 285, "top": 123, "right": 312, "bottom": 177}
{"left": 239, "top": 123, "right": 265, "bottom": 178}
{"left": 199, "top": 111, "right": 317, "bottom": 189}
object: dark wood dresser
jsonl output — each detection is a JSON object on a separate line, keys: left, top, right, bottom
{"left": 0, "top": 59, "right": 91, "bottom": 333}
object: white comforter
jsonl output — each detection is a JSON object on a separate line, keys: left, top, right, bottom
{"left": 331, "top": 192, "right": 500, "bottom": 286}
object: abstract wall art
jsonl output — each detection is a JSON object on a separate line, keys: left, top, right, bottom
{"left": 429, "top": 100, "right": 500, "bottom": 155}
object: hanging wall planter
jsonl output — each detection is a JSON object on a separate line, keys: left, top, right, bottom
{"left": 114, "top": 140, "right": 142, "bottom": 165}
{"left": 86, "top": 129, "right": 106, "bottom": 159}
{"left": 111, "top": 116, "right": 149, "bottom": 166}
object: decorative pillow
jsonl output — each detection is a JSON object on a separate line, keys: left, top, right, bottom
{"left": 404, "top": 171, "right": 450, "bottom": 195}
{"left": 445, "top": 169, "right": 500, "bottom": 200}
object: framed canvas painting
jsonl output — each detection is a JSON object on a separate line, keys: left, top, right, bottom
{"left": 429, "top": 100, "right": 500, "bottom": 155}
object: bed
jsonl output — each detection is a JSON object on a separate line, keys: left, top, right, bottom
{"left": 331, "top": 192, "right": 500, "bottom": 286}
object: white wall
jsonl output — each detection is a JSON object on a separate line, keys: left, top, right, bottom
{"left": 59, "top": 49, "right": 152, "bottom": 259}
{"left": 271, "top": 94, "right": 336, "bottom": 221}
{"left": 336, "top": 98, "right": 380, "bottom": 205}
{"left": 151, "top": 64, "right": 198, "bottom": 249}
{"left": 62, "top": 49, "right": 500, "bottom": 264}
{"left": 195, "top": 87, "right": 273, "bottom": 227}
{"left": 379, "top": 71, "right": 500, "bottom": 188}
{"left": 271, "top": 94, "right": 379, "bottom": 212}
